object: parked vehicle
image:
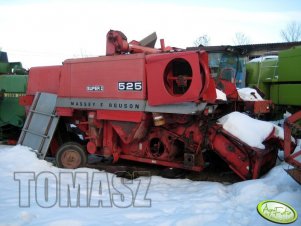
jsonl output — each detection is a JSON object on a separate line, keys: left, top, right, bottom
{"left": 0, "top": 51, "right": 27, "bottom": 142}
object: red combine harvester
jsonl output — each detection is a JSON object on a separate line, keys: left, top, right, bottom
{"left": 18, "top": 30, "right": 299, "bottom": 180}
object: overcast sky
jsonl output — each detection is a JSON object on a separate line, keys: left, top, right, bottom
{"left": 1, "top": 0, "right": 301, "bottom": 68}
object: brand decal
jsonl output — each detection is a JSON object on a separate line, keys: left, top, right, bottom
{"left": 3, "top": 93, "right": 25, "bottom": 98}
{"left": 257, "top": 200, "right": 298, "bottom": 224}
{"left": 56, "top": 98, "right": 146, "bottom": 111}
{"left": 70, "top": 101, "right": 141, "bottom": 110}
{"left": 86, "top": 85, "right": 104, "bottom": 92}
{"left": 118, "top": 81, "right": 142, "bottom": 91}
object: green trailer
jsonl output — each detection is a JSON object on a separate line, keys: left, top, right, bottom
{"left": 0, "top": 51, "right": 27, "bottom": 142}
{"left": 271, "top": 46, "right": 301, "bottom": 106}
{"left": 246, "top": 46, "right": 301, "bottom": 115}
{"left": 246, "top": 55, "right": 278, "bottom": 99}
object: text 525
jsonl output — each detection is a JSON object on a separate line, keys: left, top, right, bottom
{"left": 118, "top": 82, "right": 142, "bottom": 91}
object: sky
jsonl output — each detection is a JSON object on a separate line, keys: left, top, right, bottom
{"left": 1, "top": 0, "right": 301, "bottom": 68}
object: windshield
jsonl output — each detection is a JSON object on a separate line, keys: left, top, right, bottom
{"left": 208, "top": 52, "right": 246, "bottom": 88}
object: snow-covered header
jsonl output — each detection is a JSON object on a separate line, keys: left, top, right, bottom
{"left": 217, "top": 112, "right": 292, "bottom": 149}
{"left": 218, "top": 112, "right": 273, "bottom": 149}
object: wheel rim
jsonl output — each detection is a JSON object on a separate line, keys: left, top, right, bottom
{"left": 61, "top": 149, "right": 82, "bottom": 169}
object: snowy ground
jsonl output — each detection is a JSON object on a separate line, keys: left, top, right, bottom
{"left": 0, "top": 145, "right": 300, "bottom": 226}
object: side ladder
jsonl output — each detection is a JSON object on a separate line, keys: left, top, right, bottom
{"left": 18, "top": 92, "right": 59, "bottom": 159}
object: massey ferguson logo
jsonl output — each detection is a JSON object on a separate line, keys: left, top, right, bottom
{"left": 86, "top": 85, "right": 104, "bottom": 92}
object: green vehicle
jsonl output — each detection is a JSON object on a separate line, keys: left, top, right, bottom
{"left": 246, "top": 46, "right": 301, "bottom": 116}
{"left": 0, "top": 51, "right": 27, "bottom": 142}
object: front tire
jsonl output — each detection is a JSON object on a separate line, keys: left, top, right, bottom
{"left": 56, "top": 142, "right": 87, "bottom": 169}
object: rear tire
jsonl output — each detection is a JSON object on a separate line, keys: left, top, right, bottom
{"left": 56, "top": 142, "right": 87, "bottom": 169}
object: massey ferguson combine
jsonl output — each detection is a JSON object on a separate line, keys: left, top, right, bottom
{"left": 18, "top": 30, "right": 301, "bottom": 180}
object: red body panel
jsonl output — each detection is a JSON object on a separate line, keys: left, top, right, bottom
{"left": 59, "top": 54, "right": 146, "bottom": 100}
{"left": 27, "top": 66, "right": 61, "bottom": 95}
{"left": 244, "top": 100, "right": 272, "bottom": 114}
{"left": 97, "top": 110, "right": 144, "bottom": 123}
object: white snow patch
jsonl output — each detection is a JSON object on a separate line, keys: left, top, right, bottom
{"left": 237, "top": 88, "right": 263, "bottom": 101}
{"left": 273, "top": 124, "right": 286, "bottom": 140}
{"left": 218, "top": 112, "right": 294, "bottom": 148}
{"left": 216, "top": 89, "right": 227, "bottom": 101}
{"left": 249, "top": 55, "right": 278, "bottom": 62}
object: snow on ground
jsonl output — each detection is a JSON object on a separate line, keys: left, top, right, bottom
{"left": 237, "top": 88, "right": 263, "bottom": 101}
{"left": 0, "top": 145, "right": 300, "bottom": 226}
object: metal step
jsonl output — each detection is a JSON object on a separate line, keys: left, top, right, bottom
{"left": 18, "top": 92, "right": 59, "bottom": 159}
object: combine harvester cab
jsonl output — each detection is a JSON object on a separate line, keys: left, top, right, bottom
{"left": 18, "top": 30, "right": 291, "bottom": 180}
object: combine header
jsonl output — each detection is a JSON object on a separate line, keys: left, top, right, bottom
{"left": 18, "top": 30, "right": 298, "bottom": 180}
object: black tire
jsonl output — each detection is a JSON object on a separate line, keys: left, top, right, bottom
{"left": 56, "top": 142, "right": 87, "bottom": 169}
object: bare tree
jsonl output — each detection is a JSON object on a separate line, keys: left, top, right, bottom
{"left": 73, "top": 49, "right": 91, "bottom": 58}
{"left": 193, "top": 35, "right": 210, "bottom": 47}
{"left": 233, "top": 32, "right": 250, "bottom": 45}
{"left": 280, "top": 21, "right": 301, "bottom": 42}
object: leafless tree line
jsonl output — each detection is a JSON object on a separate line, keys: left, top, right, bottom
{"left": 194, "top": 21, "right": 301, "bottom": 47}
